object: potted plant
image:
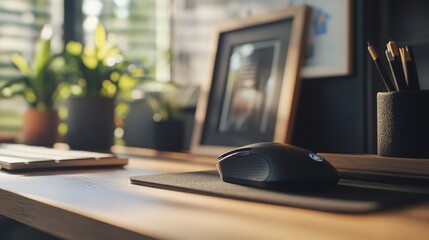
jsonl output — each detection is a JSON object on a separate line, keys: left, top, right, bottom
{"left": 0, "top": 24, "right": 60, "bottom": 147}
{"left": 60, "top": 22, "right": 143, "bottom": 150}
{"left": 137, "top": 81, "right": 194, "bottom": 151}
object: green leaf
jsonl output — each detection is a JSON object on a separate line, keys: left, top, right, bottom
{"left": 66, "top": 41, "right": 83, "bottom": 55}
{"left": 97, "top": 43, "right": 114, "bottom": 60}
{"left": 82, "top": 47, "right": 98, "bottom": 69}
{"left": 40, "top": 24, "right": 53, "bottom": 40}
{"left": 5, "top": 24, "right": 61, "bottom": 109}
{"left": 102, "top": 48, "right": 121, "bottom": 65}
{"left": 11, "top": 53, "right": 31, "bottom": 77}
{"left": 95, "top": 22, "right": 106, "bottom": 50}
{"left": 33, "top": 38, "right": 52, "bottom": 80}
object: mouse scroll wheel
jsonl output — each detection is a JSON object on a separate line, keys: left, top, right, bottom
{"left": 309, "top": 153, "right": 324, "bottom": 162}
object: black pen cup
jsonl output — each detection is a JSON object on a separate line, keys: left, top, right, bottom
{"left": 377, "top": 90, "right": 429, "bottom": 158}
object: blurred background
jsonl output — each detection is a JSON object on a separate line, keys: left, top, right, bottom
{"left": 1, "top": 0, "right": 429, "bottom": 154}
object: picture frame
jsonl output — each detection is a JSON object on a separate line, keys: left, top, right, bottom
{"left": 287, "top": 0, "right": 353, "bottom": 78}
{"left": 191, "top": 5, "right": 310, "bottom": 156}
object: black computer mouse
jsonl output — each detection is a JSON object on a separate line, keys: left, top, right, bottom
{"left": 217, "top": 142, "right": 339, "bottom": 189}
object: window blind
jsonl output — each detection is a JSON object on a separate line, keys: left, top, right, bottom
{"left": 0, "top": 0, "right": 63, "bottom": 135}
{"left": 81, "top": 0, "right": 170, "bottom": 81}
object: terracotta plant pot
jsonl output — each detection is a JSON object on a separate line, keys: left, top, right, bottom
{"left": 65, "top": 97, "right": 115, "bottom": 151}
{"left": 23, "top": 108, "right": 59, "bottom": 147}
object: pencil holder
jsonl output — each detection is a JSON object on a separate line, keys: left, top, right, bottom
{"left": 377, "top": 90, "right": 429, "bottom": 158}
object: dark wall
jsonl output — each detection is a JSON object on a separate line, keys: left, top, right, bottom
{"left": 125, "top": 1, "right": 372, "bottom": 154}
{"left": 293, "top": 0, "right": 429, "bottom": 154}
{"left": 386, "top": 0, "right": 429, "bottom": 91}
{"left": 292, "top": 0, "right": 369, "bottom": 154}
{"left": 124, "top": 1, "right": 429, "bottom": 154}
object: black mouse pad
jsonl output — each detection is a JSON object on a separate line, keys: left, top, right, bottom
{"left": 130, "top": 171, "right": 428, "bottom": 213}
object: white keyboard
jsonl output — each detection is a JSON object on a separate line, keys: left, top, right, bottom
{"left": 0, "top": 144, "right": 128, "bottom": 170}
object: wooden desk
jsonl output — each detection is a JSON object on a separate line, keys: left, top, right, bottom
{"left": 0, "top": 149, "right": 428, "bottom": 240}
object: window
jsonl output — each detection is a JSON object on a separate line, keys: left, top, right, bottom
{"left": 0, "top": 0, "right": 171, "bottom": 141}
{"left": 81, "top": 0, "right": 171, "bottom": 81}
{"left": 172, "top": 0, "right": 297, "bottom": 85}
{"left": 0, "top": 0, "right": 63, "bottom": 138}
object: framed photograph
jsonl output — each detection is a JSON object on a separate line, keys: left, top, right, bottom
{"left": 191, "top": 5, "right": 310, "bottom": 156}
{"left": 288, "top": 0, "right": 353, "bottom": 78}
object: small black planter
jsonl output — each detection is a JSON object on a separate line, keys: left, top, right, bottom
{"left": 66, "top": 97, "right": 115, "bottom": 151}
{"left": 153, "top": 120, "right": 184, "bottom": 152}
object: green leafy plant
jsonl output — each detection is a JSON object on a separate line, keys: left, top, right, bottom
{"left": 140, "top": 81, "right": 196, "bottom": 122}
{"left": 0, "top": 24, "right": 59, "bottom": 111}
{"left": 61, "top": 22, "right": 143, "bottom": 98}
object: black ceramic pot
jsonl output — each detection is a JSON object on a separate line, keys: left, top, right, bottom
{"left": 153, "top": 120, "right": 184, "bottom": 152}
{"left": 66, "top": 97, "right": 115, "bottom": 151}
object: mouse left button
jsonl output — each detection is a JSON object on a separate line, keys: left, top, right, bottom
{"left": 219, "top": 149, "right": 251, "bottom": 160}
{"left": 218, "top": 153, "right": 270, "bottom": 182}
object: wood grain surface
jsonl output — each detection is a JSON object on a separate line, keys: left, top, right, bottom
{"left": 0, "top": 152, "right": 428, "bottom": 240}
